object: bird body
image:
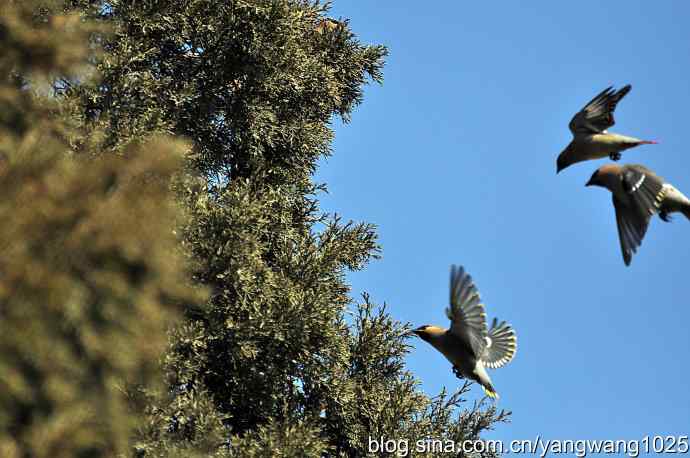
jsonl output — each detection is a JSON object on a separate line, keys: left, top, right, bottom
{"left": 315, "top": 18, "right": 342, "bottom": 34}
{"left": 566, "top": 133, "right": 653, "bottom": 161}
{"left": 413, "top": 266, "right": 517, "bottom": 399}
{"left": 557, "top": 85, "right": 657, "bottom": 173}
{"left": 660, "top": 183, "right": 690, "bottom": 220}
{"left": 414, "top": 325, "right": 496, "bottom": 395}
{"left": 586, "top": 163, "right": 690, "bottom": 265}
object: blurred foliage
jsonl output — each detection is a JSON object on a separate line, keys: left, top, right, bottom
{"left": 1, "top": 0, "right": 512, "bottom": 456}
{"left": 0, "top": 2, "right": 206, "bottom": 457}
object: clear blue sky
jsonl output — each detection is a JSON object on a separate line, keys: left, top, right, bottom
{"left": 317, "top": 0, "right": 690, "bottom": 449}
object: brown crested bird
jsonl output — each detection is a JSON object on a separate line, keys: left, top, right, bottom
{"left": 314, "top": 18, "right": 342, "bottom": 34}
{"left": 586, "top": 164, "right": 690, "bottom": 265}
{"left": 413, "top": 265, "right": 517, "bottom": 399}
{"left": 557, "top": 85, "right": 657, "bottom": 173}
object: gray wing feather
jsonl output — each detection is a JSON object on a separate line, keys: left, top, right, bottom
{"left": 481, "top": 318, "right": 518, "bottom": 369}
{"left": 621, "top": 165, "right": 666, "bottom": 219}
{"left": 613, "top": 196, "right": 652, "bottom": 266}
{"left": 446, "top": 265, "right": 488, "bottom": 358}
{"left": 569, "top": 85, "right": 631, "bottom": 134}
{"left": 613, "top": 165, "right": 667, "bottom": 265}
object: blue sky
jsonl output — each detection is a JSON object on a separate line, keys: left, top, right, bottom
{"left": 317, "top": 0, "right": 690, "bottom": 449}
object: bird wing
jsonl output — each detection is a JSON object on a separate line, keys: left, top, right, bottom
{"left": 613, "top": 196, "right": 649, "bottom": 266}
{"left": 621, "top": 165, "right": 666, "bottom": 217}
{"left": 569, "top": 85, "right": 632, "bottom": 134}
{"left": 613, "top": 165, "right": 667, "bottom": 265}
{"left": 480, "top": 318, "right": 517, "bottom": 369}
{"left": 446, "top": 265, "right": 489, "bottom": 358}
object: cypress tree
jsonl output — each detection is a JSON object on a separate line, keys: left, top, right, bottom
{"left": 4, "top": 1, "right": 512, "bottom": 455}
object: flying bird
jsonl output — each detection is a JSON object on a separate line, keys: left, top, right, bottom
{"left": 413, "top": 265, "right": 517, "bottom": 399}
{"left": 586, "top": 164, "right": 690, "bottom": 265}
{"left": 557, "top": 85, "right": 657, "bottom": 173}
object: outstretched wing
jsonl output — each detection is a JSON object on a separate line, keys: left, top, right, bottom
{"left": 569, "top": 85, "right": 632, "bottom": 134}
{"left": 446, "top": 265, "right": 489, "bottom": 358}
{"left": 480, "top": 318, "right": 517, "bottom": 369}
{"left": 613, "top": 165, "right": 667, "bottom": 265}
{"left": 621, "top": 165, "right": 666, "bottom": 217}
{"left": 613, "top": 196, "right": 649, "bottom": 266}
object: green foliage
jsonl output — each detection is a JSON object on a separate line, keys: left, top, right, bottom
{"left": 228, "top": 420, "right": 331, "bottom": 457}
{"left": 1, "top": 0, "right": 513, "bottom": 456}
{"left": 70, "top": 0, "right": 387, "bottom": 181}
{"left": 0, "top": 2, "right": 206, "bottom": 457}
{"left": 0, "top": 141, "right": 205, "bottom": 458}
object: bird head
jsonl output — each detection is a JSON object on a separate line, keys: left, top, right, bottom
{"left": 585, "top": 164, "right": 619, "bottom": 189}
{"left": 412, "top": 325, "right": 445, "bottom": 342}
{"left": 556, "top": 145, "right": 576, "bottom": 174}
{"left": 556, "top": 154, "right": 569, "bottom": 174}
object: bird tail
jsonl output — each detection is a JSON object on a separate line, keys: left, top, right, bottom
{"left": 482, "top": 383, "right": 500, "bottom": 399}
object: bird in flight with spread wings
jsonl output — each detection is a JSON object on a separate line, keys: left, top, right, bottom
{"left": 586, "top": 163, "right": 690, "bottom": 265}
{"left": 413, "top": 265, "right": 517, "bottom": 399}
{"left": 556, "top": 85, "right": 657, "bottom": 173}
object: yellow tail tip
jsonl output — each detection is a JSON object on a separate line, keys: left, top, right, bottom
{"left": 483, "top": 386, "right": 500, "bottom": 399}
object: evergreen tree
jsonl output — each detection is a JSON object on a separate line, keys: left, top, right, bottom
{"left": 0, "top": 2, "right": 206, "bottom": 457}
{"left": 6, "top": 1, "right": 512, "bottom": 455}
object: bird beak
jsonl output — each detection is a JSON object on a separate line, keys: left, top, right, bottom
{"left": 585, "top": 178, "right": 594, "bottom": 187}
{"left": 410, "top": 327, "right": 423, "bottom": 337}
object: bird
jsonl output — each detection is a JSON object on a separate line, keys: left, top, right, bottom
{"left": 412, "top": 265, "right": 517, "bottom": 399}
{"left": 315, "top": 18, "right": 343, "bottom": 35}
{"left": 586, "top": 163, "right": 690, "bottom": 265}
{"left": 556, "top": 85, "right": 657, "bottom": 173}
